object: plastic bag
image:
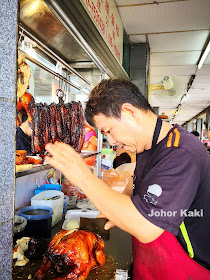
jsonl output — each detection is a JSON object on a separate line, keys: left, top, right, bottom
{"left": 62, "top": 179, "right": 86, "bottom": 201}
{"left": 82, "top": 123, "right": 98, "bottom": 166}
{"left": 102, "top": 168, "right": 132, "bottom": 193}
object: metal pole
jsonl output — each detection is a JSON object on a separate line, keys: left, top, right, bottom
{"left": 19, "top": 26, "right": 91, "bottom": 86}
{"left": 20, "top": 50, "right": 81, "bottom": 90}
{"left": 96, "top": 73, "right": 105, "bottom": 179}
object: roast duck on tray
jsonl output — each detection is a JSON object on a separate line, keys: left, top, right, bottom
{"left": 16, "top": 150, "right": 43, "bottom": 165}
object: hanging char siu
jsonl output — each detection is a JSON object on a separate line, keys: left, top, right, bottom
{"left": 34, "top": 229, "right": 105, "bottom": 280}
{"left": 17, "top": 92, "right": 85, "bottom": 155}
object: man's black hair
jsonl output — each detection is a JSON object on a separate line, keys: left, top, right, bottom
{"left": 20, "top": 109, "right": 28, "bottom": 123}
{"left": 85, "top": 78, "right": 154, "bottom": 127}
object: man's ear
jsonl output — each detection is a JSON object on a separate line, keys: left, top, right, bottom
{"left": 121, "top": 103, "right": 137, "bottom": 119}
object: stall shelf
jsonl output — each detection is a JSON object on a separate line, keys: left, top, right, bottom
{"left": 16, "top": 151, "right": 102, "bottom": 178}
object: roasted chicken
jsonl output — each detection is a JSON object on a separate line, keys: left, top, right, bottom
{"left": 16, "top": 150, "right": 27, "bottom": 165}
{"left": 35, "top": 230, "right": 105, "bottom": 280}
{"left": 17, "top": 91, "right": 34, "bottom": 124}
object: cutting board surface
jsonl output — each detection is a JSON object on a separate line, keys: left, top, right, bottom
{"left": 13, "top": 252, "right": 116, "bottom": 280}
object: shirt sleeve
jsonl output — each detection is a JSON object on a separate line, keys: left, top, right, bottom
{"left": 131, "top": 147, "right": 200, "bottom": 235}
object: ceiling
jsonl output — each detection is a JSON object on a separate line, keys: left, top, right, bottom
{"left": 115, "top": 0, "right": 210, "bottom": 125}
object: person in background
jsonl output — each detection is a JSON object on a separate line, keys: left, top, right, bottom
{"left": 191, "top": 130, "right": 200, "bottom": 138}
{"left": 16, "top": 109, "right": 32, "bottom": 155}
{"left": 113, "top": 152, "right": 136, "bottom": 178}
{"left": 102, "top": 138, "right": 110, "bottom": 148}
{"left": 204, "top": 143, "right": 210, "bottom": 155}
{"left": 82, "top": 123, "right": 97, "bottom": 166}
{"left": 113, "top": 152, "right": 131, "bottom": 169}
{"left": 208, "top": 128, "right": 210, "bottom": 141}
{"left": 45, "top": 79, "right": 210, "bottom": 279}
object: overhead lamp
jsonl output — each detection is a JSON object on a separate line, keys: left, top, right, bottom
{"left": 26, "top": 0, "right": 40, "bottom": 15}
{"left": 187, "top": 75, "right": 196, "bottom": 92}
{"left": 174, "top": 111, "right": 179, "bottom": 117}
{"left": 25, "top": 42, "right": 36, "bottom": 58}
{"left": 180, "top": 94, "right": 186, "bottom": 104}
{"left": 198, "top": 40, "right": 210, "bottom": 69}
{"left": 80, "top": 88, "right": 90, "bottom": 95}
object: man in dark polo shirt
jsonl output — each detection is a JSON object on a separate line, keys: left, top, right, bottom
{"left": 132, "top": 124, "right": 209, "bottom": 270}
{"left": 45, "top": 79, "right": 210, "bottom": 279}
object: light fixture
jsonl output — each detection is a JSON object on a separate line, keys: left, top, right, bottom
{"left": 187, "top": 75, "right": 196, "bottom": 92}
{"left": 26, "top": 0, "right": 40, "bottom": 15}
{"left": 25, "top": 42, "right": 36, "bottom": 58}
{"left": 174, "top": 111, "right": 179, "bottom": 117}
{"left": 180, "top": 94, "right": 186, "bottom": 104}
{"left": 198, "top": 40, "right": 210, "bottom": 70}
{"left": 80, "top": 88, "right": 90, "bottom": 95}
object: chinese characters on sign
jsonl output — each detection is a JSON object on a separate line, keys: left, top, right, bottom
{"left": 81, "top": 0, "right": 123, "bottom": 64}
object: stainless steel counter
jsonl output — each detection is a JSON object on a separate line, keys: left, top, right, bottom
{"left": 16, "top": 152, "right": 101, "bottom": 178}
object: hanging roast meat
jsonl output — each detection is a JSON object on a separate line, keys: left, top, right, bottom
{"left": 17, "top": 91, "right": 35, "bottom": 124}
{"left": 17, "top": 92, "right": 85, "bottom": 155}
{"left": 17, "top": 53, "right": 31, "bottom": 99}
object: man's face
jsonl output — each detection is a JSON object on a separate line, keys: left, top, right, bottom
{"left": 93, "top": 112, "right": 145, "bottom": 154}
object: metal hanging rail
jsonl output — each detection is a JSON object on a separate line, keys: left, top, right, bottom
{"left": 19, "top": 50, "right": 81, "bottom": 90}
{"left": 19, "top": 25, "right": 91, "bottom": 86}
{"left": 43, "top": 0, "right": 107, "bottom": 73}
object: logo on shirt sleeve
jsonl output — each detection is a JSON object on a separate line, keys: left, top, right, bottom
{"left": 144, "top": 184, "right": 162, "bottom": 205}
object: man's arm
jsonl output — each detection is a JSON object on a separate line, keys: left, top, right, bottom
{"left": 99, "top": 173, "right": 134, "bottom": 230}
{"left": 45, "top": 142, "right": 164, "bottom": 243}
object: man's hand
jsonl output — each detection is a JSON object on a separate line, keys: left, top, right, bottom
{"left": 97, "top": 214, "right": 115, "bottom": 230}
{"left": 45, "top": 142, "right": 93, "bottom": 187}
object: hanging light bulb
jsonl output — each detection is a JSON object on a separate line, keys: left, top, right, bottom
{"left": 25, "top": 42, "right": 36, "bottom": 58}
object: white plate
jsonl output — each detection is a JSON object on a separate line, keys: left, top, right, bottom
{"left": 26, "top": 155, "right": 40, "bottom": 159}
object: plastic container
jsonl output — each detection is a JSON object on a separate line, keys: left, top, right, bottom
{"left": 63, "top": 209, "right": 100, "bottom": 231}
{"left": 68, "top": 195, "right": 77, "bottom": 209}
{"left": 14, "top": 215, "right": 27, "bottom": 234}
{"left": 35, "top": 183, "right": 61, "bottom": 195}
{"left": 76, "top": 199, "right": 97, "bottom": 210}
{"left": 65, "top": 209, "right": 100, "bottom": 220}
{"left": 31, "top": 190, "right": 64, "bottom": 227}
{"left": 19, "top": 205, "right": 53, "bottom": 238}
{"left": 13, "top": 216, "right": 27, "bottom": 243}
{"left": 63, "top": 195, "right": 70, "bottom": 215}
{"left": 102, "top": 148, "right": 114, "bottom": 156}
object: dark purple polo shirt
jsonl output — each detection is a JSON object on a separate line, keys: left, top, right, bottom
{"left": 131, "top": 124, "right": 210, "bottom": 270}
